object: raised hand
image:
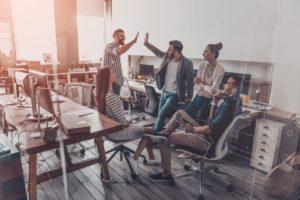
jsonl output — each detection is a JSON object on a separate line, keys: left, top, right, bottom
{"left": 133, "top": 31, "right": 139, "bottom": 43}
{"left": 144, "top": 33, "right": 149, "bottom": 44}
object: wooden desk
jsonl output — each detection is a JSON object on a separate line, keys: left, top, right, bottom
{"left": 1, "top": 95, "right": 122, "bottom": 200}
{"left": 29, "top": 69, "right": 97, "bottom": 84}
{"left": 67, "top": 70, "right": 97, "bottom": 83}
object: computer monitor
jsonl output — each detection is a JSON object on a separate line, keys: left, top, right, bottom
{"left": 139, "top": 64, "right": 154, "bottom": 78}
{"left": 35, "top": 75, "right": 54, "bottom": 115}
{"left": 219, "top": 72, "right": 251, "bottom": 95}
{"left": 15, "top": 71, "right": 30, "bottom": 97}
{"left": 26, "top": 74, "right": 54, "bottom": 119}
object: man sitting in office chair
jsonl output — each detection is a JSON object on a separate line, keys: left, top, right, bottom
{"left": 149, "top": 76, "right": 241, "bottom": 181}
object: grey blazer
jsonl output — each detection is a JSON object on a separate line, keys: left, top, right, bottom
{"left": 145, "top": 42, "right": 194, "bottom": 101}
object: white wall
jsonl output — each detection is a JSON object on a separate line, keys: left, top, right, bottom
{"left": 112, "top": 0, "right": 278, "bottom": 62}
{"left": 77, "top": 0, "right": 105, "bottom": 62}
{"left": 77, "top": 0, "right": 104, "bottom": 17}
{"left": 270, "top": 0, "right": 300, "bottom": 114}
{"left": 111, "top": 0, "right": 299, "bottom": 114}
{"left": 11, "top": 0, "right": 57, "bottom": 61}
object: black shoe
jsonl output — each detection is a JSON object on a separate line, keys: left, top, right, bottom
{"left": 149, "top": 172, "right": 174, "bottom": 182}
{"left": 144, "top": 133, "right": 168, "bottom": 141}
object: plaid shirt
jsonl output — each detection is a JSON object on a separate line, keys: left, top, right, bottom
{"left": 103, "top": 42, "right": 123, "bottom": 85}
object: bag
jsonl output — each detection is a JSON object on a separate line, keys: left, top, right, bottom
{"left": 265, "top": 152, "right": 300, "bottom": 199}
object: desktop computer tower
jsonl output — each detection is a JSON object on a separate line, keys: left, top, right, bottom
{"left": 0, "top": 134, "right": 27, "bottom": 200}
{"left": 276, "top": 125, "right": 300, "bottom": 165}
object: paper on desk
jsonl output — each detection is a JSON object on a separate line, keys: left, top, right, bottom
{"left": 30, "top": 132, "right": 41, "bottom": 139}
{"left": 65, "top": 109, "right": 94, "bottom": 117}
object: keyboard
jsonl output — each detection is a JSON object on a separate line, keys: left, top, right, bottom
{"left": 243, "top": 100, "right": 272, "bottom": 111}
{"left": 0, "top": 141, "right": 10, "bottom": 156}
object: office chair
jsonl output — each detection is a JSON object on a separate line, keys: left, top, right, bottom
{"left": 93, "top": 92, "right": 148, "bottom": 179}
{"left": 144, "top": 84, "right": 159, "bottom": 117}
{"left": 173, "top": 112, "right": 251, "bottom": 200}
{"left": 0, "top": 106, "right": 14, "bottom": 136}
{"left": 64, "top": 82, "right": 94, "bottom": 155}
{"left": 64, "top": 82, "right": 94, "bottom": 107}
{"left": 104, "top": 139, "right": 147, "bottom": 179}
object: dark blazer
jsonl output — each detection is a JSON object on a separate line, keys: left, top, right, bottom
{"left": 145, "top": 42, "right": 194, "bottom": 101}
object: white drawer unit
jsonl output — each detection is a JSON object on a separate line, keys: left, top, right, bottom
{"left": 250, "top": 119, "right": 285, "bottom": 173}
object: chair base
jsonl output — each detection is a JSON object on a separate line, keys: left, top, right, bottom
{"left": 174, "top": 160, "right": 234, "bottom": 199}
{"left": 105, "top": 144, "right": 147, "bottom": 179}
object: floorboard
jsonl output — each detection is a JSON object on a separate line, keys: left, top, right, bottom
{"left": 18, "top": 138, "right": 298, "bottom": 200}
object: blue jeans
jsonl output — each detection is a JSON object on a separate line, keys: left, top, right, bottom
{"left": 185, "top": 95, "right": 212, "bottom": 121}
{"left": 153, "top": 91, "right": 178, "bottom": 132}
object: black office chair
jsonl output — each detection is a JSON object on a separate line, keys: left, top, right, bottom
{"left": 104, "top": 139, "right": 147, "bottom": 179}
{"left": 144, "top": 84, "right": 159, "bottom": 117}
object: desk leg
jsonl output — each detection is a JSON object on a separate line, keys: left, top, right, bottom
{"left": 95, "top": 137, "right": 110, "bottom": 181}
{"left": 28, "top": 154, "right": 37, "bottom": 200}
{"left": 84, "top": 74, "right": 89, "bottom": 83}
{"left": 67, "top": 73, "right": 71, "bottom": 83}
{"left": 64, "top": 145, "right": 72, "bottom": 167}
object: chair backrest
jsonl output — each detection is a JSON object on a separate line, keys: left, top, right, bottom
{"left": 64, "top": 83, "right": 94, "bottom": 107}
{"left": 209, "top": 113, "right": 248, "bottom": 160}
{"left": 144, "top": 84, "right": 159, "bottom": 117}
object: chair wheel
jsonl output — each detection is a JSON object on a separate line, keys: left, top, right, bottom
{"left": 131, "top": 173, "right": 138, "bottom": 179}
{"left": 226, "top": 185, "right": 234, "bottom": 192}
{"left": 55, "top": 149, "right": 60, "bottom": 157}
{"left": 198, "top": 194, "right": 205, "bottom": 200}
{"left": 168, "top": 179, "right": 175, "bottom": 185}
{"left": 143, "top": 159, "right": 148, "bottom": 165}
{"left": 184, "top": 165, "right": 191, "bottom": 171}
{"left": 80, "top": 148, "right": 85, "bottom": 155}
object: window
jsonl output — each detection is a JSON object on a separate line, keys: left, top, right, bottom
{"left": 11, "top": 0, "right": 57, "bottom": 61}
{"left": 0, "top": 21, "right": 15, "bottom": 67}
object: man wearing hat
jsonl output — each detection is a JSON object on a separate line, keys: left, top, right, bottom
{"left": 144, "top": 33, "right": 194, "bottom": 133}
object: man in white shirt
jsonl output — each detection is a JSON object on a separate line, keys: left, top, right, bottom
{"left": 144, "top": 33, "right": 194, "bottom": 132}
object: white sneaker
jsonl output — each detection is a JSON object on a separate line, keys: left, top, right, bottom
{"left": 146, "top": 159, "right": 161, "bottom": 165}
{"left": 132, "top": 159, "right": 139, "bottom": 175}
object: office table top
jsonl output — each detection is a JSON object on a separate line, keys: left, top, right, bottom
{"left": 1, "top": 94, "right": 122, "bottom": 154}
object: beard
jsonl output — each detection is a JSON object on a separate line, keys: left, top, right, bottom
{"left": 168, "top": 52, "right": 174, "bottom": 58}
{"left": 118, "top": 38, "right": 125, "bottom": 45}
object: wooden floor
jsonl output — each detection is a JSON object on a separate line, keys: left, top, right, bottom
{"left": 19, "top": 138, "right": 300, "bottom": 200}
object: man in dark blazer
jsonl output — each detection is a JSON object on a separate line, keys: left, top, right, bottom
{"left": 144, "top": 33, "right": 194, "bottom": 132}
